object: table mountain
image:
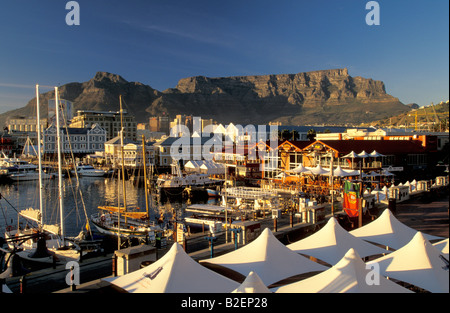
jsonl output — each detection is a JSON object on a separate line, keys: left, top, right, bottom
{"left": 0, "top": 69, "right": 411, "bottom": 127}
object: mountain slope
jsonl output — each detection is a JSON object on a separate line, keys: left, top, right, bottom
{"left": 0, "top": 69, "right": 411, "bottom": 127}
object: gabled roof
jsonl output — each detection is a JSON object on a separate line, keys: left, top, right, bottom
{"left": 304, "top": 139, "right": 428, "bottom": 156}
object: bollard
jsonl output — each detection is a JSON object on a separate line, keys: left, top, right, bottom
{"left": 112, "top": 255, "right": 117, "bottom": 277}
{"left": 20, "top": 276, "right": 26, "bottom": 294}
{"left": 204, "top": 236, "right": 217, "bottom": 258}
{"left": 290, "top": 212, "right": 294, "bottom": 228}
{"left": 230, "top": 228, "right": 242, "bottom": 250}
{"left": 388, "top": 198, "right": 397, "bottom": 215}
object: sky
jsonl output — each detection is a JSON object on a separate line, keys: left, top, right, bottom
{"left": 0, "top": 0, "right": 448, "bottom": 114}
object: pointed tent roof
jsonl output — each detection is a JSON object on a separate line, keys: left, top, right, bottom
{"left": 350, "top": 209, "right": 444, "bottom": 250}
{"left": 433, "top": 238, "right": 449, "bottom": 258}
{"left": 104, "top": 243, "right": 239, "bottom": 293}
{"left": 287, "top": 218, "right": 388, "bottom": 265}
{"left": 369, "top": 150, "right": 385, "bottom": 157}
{"left": 357, "top": 150, "right": 370, "bottom": 158}
{"left": 307, "top": 164, "right": 329, "bottom": 176}
{"left": 368, "top": 232, "right": 449, "bottom": 293}
{"left": 200, "top": 228, "right": 327, "bottom": 286}
{"left": 275, "top": 249, "right": 413, "bottom": 293}
{"left": 232, "top": 271, "right": 272, "bottom": 293}
{"left": 288, "top": 164, "right": 310, "bottom": 174}
{"left": 343, "top": 151, "right": 359, "bottom": 158}
{"left": 331, "top": 166, "right": 359, "bottom": 177}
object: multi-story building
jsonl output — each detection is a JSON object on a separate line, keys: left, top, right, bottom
{"left": 43, "top": 124, "right": 107, "bottom": 156}
{"left": 7, "top": 118, "right": 48, "bottom": 133}
{"left": 69, "top": 110, "right": 137, "bottom": 141}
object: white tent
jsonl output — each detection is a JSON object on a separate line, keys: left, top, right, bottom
{"left": 331, "top": 166, "right": 360, "bottom": 177}
{"left": 369, "top": 150, "right": 384, "bottom": 158}
{"left": 367, "top": 232, "right": 449, "bottom": 293}
{"left": 343, "top": 151, "right": 358, "bottom": 158}
{"left": 200, "top": 161, "right": 225, "bottom": 175}
{"left": 104, "top": 243, "right": 239, "bottom": 293}
{"left": 288, "top": 164, "right": 310, "bottom": 174}
{"left": 307, "top": 164, "right": 329, "bottom": 176}
{"left": 433, "top": 238, "right": 449, "bottom": 258}
{"left": 232, "top": 271, "right": 272, "bottom": 293}
{"left": 275, "top": 248, "right": 412, "bottom": 293}
{"left": 200, "top": 228, "right": 327, "bottom": 286}
{"left": 184, "top": 160, "right": 203, "bottom": 173}
{"left": 287, "top": 218, "right": 388, "bottom": 265}
{"left": 381, "top": 169, "right": 395, "bottom": 176}
{"left": 357, "top": 150, "right": 370, "bottom": 158}
{"left": 350, "top": 209, "right": 444, "bottom": 250}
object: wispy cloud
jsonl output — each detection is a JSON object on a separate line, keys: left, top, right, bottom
{"left": 122, "top": 20, "right": 236, "bottom": 49}
{"left": 0, "top": 83, "right": 55, "bottom": 89}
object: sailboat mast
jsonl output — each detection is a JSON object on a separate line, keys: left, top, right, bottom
{"left": 142, "top": 135, "right": 149, "bottom": 225}
{"left": 54, "top": 87, "right": 65, "bottom": 242}
{"left": 36, "top": 85, "right": 44, "bottom": 225}
{"left": 119, "top": 95, "right": 127, "bottom": 226}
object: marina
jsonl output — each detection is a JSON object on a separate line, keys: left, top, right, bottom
{"left": 1, "top": 167, "right": 448, "bottom": 293}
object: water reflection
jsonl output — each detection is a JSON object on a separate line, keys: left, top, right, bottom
{"left": 0, "top": 177, "right": 203, "bottom": 237}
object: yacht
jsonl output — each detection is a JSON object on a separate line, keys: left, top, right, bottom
{"left": 72, "top": 164, "right": 108, "bottom": 177}
{"left": 156, "top": 161, "right": 223, "bottom": 194}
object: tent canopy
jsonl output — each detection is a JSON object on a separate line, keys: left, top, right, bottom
{"left": 350, "top": 209, "right": 444, "bottom": 250}
{"left": 200, "top": 228, "right": 327, "bottom": 286}
{"left": 368, "top": 232, "right": 449, "bottom": 293}
{"left": 104, "top": 243, "right": 239, "bottom": 293}
{"left": 343, "top": 151, "right": 359, "bottom": 158}
{"left": 275, "top": 248, "right": 413, "bottom": 293}
{"left": 232, "top": 271, "right": 272, "bottom": 293}
{"left": 287, "top": 218, "right": 388, "bottom": 265}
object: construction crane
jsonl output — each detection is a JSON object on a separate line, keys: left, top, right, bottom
{"left": 408, "top": 104, "right": 449, "bottom": 131}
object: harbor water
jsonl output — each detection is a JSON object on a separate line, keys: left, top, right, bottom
{"left": 0, "top": 176, "right": 194, "bottom": 238}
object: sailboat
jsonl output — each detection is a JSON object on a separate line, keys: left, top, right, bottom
{"left": 90, "top": 96, "right": 161, "bottom": 243}
{"left": 4, "top": 86, "right": 81, "bottom": 264}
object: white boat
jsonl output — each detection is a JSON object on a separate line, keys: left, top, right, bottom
{"left": 157, "top": 161, "right": 223, "bottom": 192}
{"left": 9, "top": 170, "right": 52, "bottom": 182}
{"left": 72, "top": 164, "right": 107, "bottom": 177}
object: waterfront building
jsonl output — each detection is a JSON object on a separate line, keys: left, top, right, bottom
{"left": 43, "top": 123, "right": 107, "bottom": 156}
{"left": 7, "top": 117, "right": 48, "bottom": 133}
{"left": 104, "top": 135, "right": 154, "bottom": 167}
{"left": 69, "top": 110, "right": 137, "bottom": 141}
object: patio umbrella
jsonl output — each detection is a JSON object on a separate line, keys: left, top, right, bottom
{"left": 369, "top": 150, "right": 385, "bottom": 157}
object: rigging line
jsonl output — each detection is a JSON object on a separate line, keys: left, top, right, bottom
{"left": 61, "top": 107, "right": 93, "bottom": 239}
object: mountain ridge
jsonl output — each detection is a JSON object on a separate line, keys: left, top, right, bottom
{"left": 0, "top": 68, "right": 411, "bottom": 127}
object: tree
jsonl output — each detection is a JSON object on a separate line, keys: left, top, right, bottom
{"left": 307, "top": 129, "right": 316, "bottom": 141}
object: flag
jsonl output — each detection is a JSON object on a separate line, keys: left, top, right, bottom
{"left": 343, "top": 180, "right": 361, "bottom": 218}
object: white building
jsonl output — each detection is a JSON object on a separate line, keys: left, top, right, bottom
{"left": 43, "top": 124, "right": 107, "bottom": 155}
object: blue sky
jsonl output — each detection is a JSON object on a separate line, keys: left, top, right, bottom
{"left": 0, "top": 0, "right": 448, "bottom": 114}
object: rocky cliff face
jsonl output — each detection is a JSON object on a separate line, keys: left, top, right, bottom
{"left": 0, "top": 69, "right": 410, "bottom": 127}
{"left": 150, "top": 68, "right": 408, "bottom": 124}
